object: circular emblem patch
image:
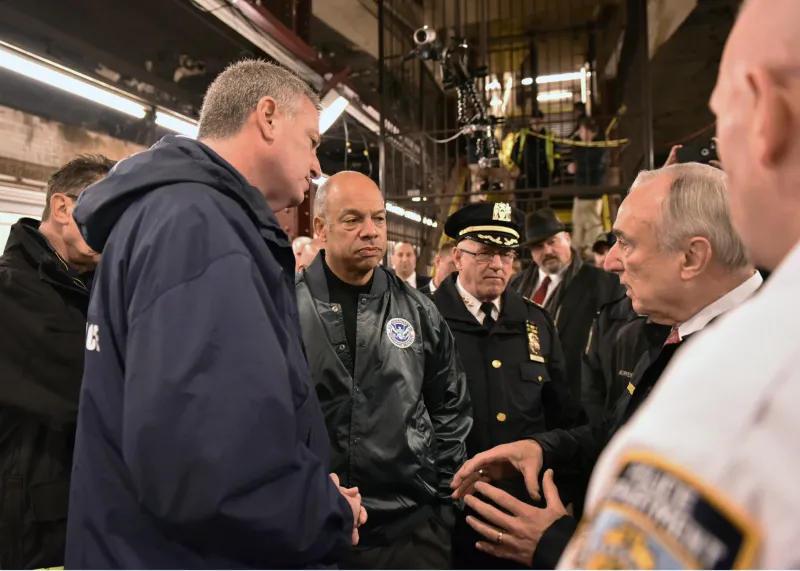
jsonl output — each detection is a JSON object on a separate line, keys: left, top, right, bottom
{"left": 386, "top": 318, "right": 415, "bottom": 349}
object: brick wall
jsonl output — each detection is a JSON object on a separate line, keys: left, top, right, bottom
{"left": 0, "top": 104, "right": 146, "bottom": 180}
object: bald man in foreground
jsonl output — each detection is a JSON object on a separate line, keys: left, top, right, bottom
{"left": 295, "top": 171, "right": 472, "bottom": 569}
{"left": 557, "top": 1, "right": 800, "bottom": 567}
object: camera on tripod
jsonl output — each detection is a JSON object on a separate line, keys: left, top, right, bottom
{"left": 407, "top": 27, "right": 500, "bottom": 168}
{"left": 413, "top": 27, "right": 436, "bottom": 46}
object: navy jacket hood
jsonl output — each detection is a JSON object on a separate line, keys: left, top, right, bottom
{"left": 73, "top": 135, "right": 285, "bottom": 253}
{"left": 65, "top": 135, "right": 353, "bottom": 568}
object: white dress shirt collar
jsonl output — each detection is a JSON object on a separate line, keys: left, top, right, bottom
{"left": 537, "top": 265, "right": 568, "bottom": 305}
{"left": 403, "top": 271, "right": 417, "bottom": 289}
{"left": 456, "top": 277, "right": 501, "bottom": 325}
{"left": 678, "top": 271, "right": 763, "bottom": 338}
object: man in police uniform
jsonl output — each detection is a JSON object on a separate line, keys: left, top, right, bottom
{"left": 561, "top": 2, "right": 800, "bottom": 567}
{"left": 432, "top": 202, "right": 580, "bottom": 569}
{"left": 448, "top": 163, "right": 761, "bottom": 569}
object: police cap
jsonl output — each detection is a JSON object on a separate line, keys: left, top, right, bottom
{"left": 444, "top": 202, "right": 523, "bottom": 249}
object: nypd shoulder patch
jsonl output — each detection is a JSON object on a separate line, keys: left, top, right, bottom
{"left": 570, "top": 451, "right": 760, "bottom": 570}
{"left": 386, "top": 317, "right": 415, "bottom": 349}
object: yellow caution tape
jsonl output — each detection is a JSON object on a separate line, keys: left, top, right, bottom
{"left": 527, "top": 130, "right": 629, "bottom": 148}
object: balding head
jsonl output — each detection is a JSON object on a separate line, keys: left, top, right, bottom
{"left": 292, "top": 236, "right": 312, "bottom": 256}
{"left": 313, "top": 171, "right": 387, "bottom": 284}
{"left": 296, "top": 238, "right": 322, "bottom": 272}
{"left": 710, "top": 0, "right": 800, "bottom": 270}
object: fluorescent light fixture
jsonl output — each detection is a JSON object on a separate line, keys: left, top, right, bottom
{"left": 155, "top": 111, "right": 199, "bottom": 138}
{"left": 312, "top": 175, "right": 328, "bottom": 185}
{"left": 521, "top": 77, "right": 534, "bottom": 86}
{"left": 490, "top": 98, "right": 502, "bottom": 106}
{"left": 411, "top": 197, "right": 421, "bottom": 202}
{"left": 319, "top": 90, "right": 349, "bottom": 134}
{"left": 580, "top": 67, "right": 588, "bottom": 104}
{"left": 536, "top": 71, "right": 583, "bottom": 84}
{"left": 0, "top": 41, "right": 147, "bottom": 118}
{"left": 485, "top": 79, "right": 501, "bottom": 91}
{"left": 385, "top": 202, "right": 406, "bottom": 216}
{"left": 384, "top": 201, "right": 436, "bottom": 227}
{"left": 537, "top": 90, "right": 573, "bottom": 102}
{"left": 0, "top": 40, "right": 208, "bottom": 140}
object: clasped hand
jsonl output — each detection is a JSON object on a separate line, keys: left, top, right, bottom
{"left": 330, "top": 473, "right": 368, "bottom": 546}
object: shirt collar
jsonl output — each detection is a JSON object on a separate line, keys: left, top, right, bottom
{"left": 405, "top": 271, "right": 417, "bottom": 288}
{"left": 456, "top": 276, "right": 501, "bottom": 321}
{"left": 538, "top": 264, "right": 567, "bottom": 288}
{"left": 678, "top": 271, "right": 763, "bottom": 338}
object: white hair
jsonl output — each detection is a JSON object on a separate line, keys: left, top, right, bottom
{"left": 630, "top": 163, "right": 749, "bottom": 271}
{"left": 313, "top": 177, "right": 330, "bottom": 220}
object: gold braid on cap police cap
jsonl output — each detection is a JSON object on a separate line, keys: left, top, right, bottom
{"left": 458, "top": 225, "right": 520, "bottom": 238}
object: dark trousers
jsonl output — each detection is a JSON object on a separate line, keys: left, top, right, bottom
{"left": 452, "top": 478, "right": 549, "bottom": 570}
{"left": 341, "top": 518, "right": 451, "bottom": 570}
{"left": 452, "top": 507, "right": 532, "bottom": 570}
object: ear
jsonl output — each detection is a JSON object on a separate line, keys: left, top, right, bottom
{"left": 313, "top": 216, "right": 327, "bottom": 243}
{"left": 434, "top": 254, "right": 441, "bottom": 266}
{"left": 49, "top": 194, "right": 73, "bottom": 225}
{"left": 748, "top": 66, "right": 791, "bottom": 167}
{"left": 453, "top": 247, "right": 465, "bottom": 271}
{"left": 256, "top": 96, "right": 279, "bottom": 143}
{"left": 563, "top": 232, "right": 572, "bottom": 247}
{"left": 680, "top": 237, "right": 713, "bottom": 280}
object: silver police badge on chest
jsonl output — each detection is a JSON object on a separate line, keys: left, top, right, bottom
{"left": 386, "top": 318, "right": 416, "bottom": 348}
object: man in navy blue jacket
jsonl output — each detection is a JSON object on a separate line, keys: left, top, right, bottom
{"left": 65, "top": 60, "right": 361, "bottom": 569}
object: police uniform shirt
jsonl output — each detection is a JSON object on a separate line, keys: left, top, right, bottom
{"left": 456, "top": 277, "right": 500, "bottom": 324}
{"left": 557, "top": 268, "right": 789, "bottom": 569}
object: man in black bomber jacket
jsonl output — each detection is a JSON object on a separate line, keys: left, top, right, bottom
{"left": 0, "top": 155, "right": 114, "bottom": 569}
{"left": 296, "top": 171, "right": 472, "bottom": 569}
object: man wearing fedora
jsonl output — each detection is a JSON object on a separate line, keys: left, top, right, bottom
{"left": 512, "top": 208, "right": 622, "bottom": 420}
{"left": 432, "top": 202, "right": 581, "bottom": 569}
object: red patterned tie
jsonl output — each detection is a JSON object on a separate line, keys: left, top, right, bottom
{"left": 532, "top": 276, "right": 551, "bottom": 305}
{"left": 664, "top": 325, "right": 681, "bottom": 346}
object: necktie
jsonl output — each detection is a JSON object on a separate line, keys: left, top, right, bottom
{"left": 664, "top": 325, "right": 681, "bottom": 346}
{"left": 480, "top": 302, "right": 496, "bottom": 330}
{"left": 531, "top": 276, "right": 551, "bottom": 305}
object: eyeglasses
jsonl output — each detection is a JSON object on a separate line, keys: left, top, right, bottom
{"left": 458, "top": 248, "right": 517, "bottom": 265}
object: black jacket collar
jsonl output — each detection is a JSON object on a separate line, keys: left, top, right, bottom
{"left": 3, "top": 218, "right": 88, "bottom": 294}
{"left": 301, "top": 249, "right": 389, "bottom": 302}
{"left": 4, "top": 218, "right": 56, "bottom": 264}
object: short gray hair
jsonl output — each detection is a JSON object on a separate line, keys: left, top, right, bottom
{"left": 631, "top": 163, "right": 749, "bottom": 271}
{"left": 198, "top": 59, "right": 321, "bottom": 140}
{"left": 313, "top": 177, "right": 331, "bottom": 220}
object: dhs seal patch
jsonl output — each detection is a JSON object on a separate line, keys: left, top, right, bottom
{"left": 386, "top": 318, "right": 415, "bottom": 349}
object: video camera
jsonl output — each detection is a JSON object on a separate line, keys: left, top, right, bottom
{"left": 406, "top": 27, "right": 500, "bottom": 168}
